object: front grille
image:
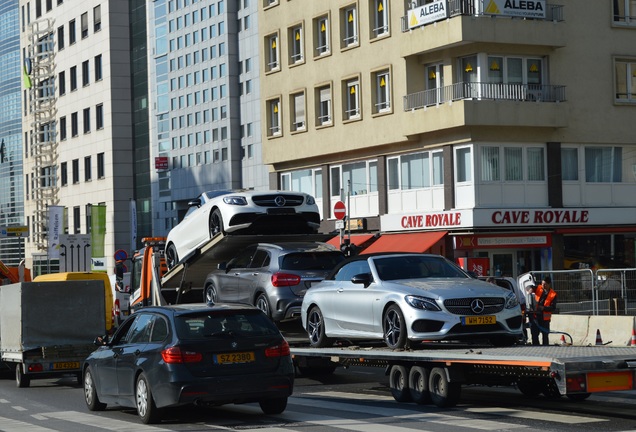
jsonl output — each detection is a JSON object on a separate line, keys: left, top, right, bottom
{"left": 443, "top": 297, "right": 504, "bottom": 315}
{"left": 252, "top": 194, "right": 305, "bottom": 207}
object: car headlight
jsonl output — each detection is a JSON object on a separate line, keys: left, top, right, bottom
{"left": 223, "top": 196, "right": 248, "bottom": 206}
{"left": 505, "top": 291, "right": 519, "bottom": 309}
{"left": 306, "top": 195, "right": 316, "bottom": 205}
{"left": 405, "top": 295, "right": 441, "bottom": 311}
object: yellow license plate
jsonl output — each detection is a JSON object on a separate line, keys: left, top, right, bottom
{"left": 53, "top": 362, "right": 80, "bottom": 370}
{"left": 462, "top": 316, "right": 496, "bottom": 325}
{"left": 215, "top": 352, "right": 255, "bottom": 364}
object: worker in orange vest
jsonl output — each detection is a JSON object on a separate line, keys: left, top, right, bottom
{"left": 531, "top": 276, "right": 558, "bottom": 345}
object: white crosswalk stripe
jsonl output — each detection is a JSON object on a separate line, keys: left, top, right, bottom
{"left": 0, "top": 415, "right": 58, "bottom": 432}
{"left": 41, "top": 411, "right": 165, "bottom": 432}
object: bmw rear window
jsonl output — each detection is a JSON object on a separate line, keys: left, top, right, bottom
{"left": 281, "top": 252, "right": 345, "bottom": 271}
{"left": 175, "top": 310, "right": 281, "bottom": 340}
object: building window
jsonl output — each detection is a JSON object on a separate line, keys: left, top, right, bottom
{"left": 372, "top": 69, "right": 391, "bottom": 113}
{"left": 60, "top": 116, "right": 67, "bottom": 140}
{"left": 433, "top": 152, "right": 444, "bottom": 185}
{"left": 36, "top": 0, "right": 42, "bottom": 17}
{"left": 94, "top": 54, "right": 102, "bottom": 81}
{"left": 456, "top": 147, "right": 472, "bottom": 183}
{"left": 291, "top": 91, "right": 306, "bottom": 131}
{"left": 59, "top": 71, "right": 66, "bottom": 95}
{"left": 93, "top": 5, "right": 101, "bottom": 32}
{"left": 330, "top": 161, "right": 377, "bottom": 197}
{"left": 388, "top": 152, "right": 431, "bottom": 190}
{"left": 613, "top": 1, "right": 636, "bottom": 25}
{"left": 371, "top": 0, "right": 389, "bottom": 38}
{"left": 341, "top": 5, "right": 358, "bottom": 48}
{"left": 81, "top": 12, "right": 88, "bottom": 38}
{"left": 615, "top": 59, "right": 636, "bottom": 102}
{"left": 504, "top": 147, "right": 522, "bottom": 181}
{"left": 480, "top": 146, "right": 500, "bottom": 181}
{"left": 527, "top": 147, "right": 545, "bottom": 181}
{"left": 343, "top": 77, "right": 360, "bottom": 120}
{"left": 96, "top": 103, "right": 104, "bottom": 129}
{"left": 57, "top": 26, "right": 65, "bottom": 50}
{"left": 72, "top": 159, "right": 79, "bottom": 184}
{"left": 585, "top": 147, "right": 622, "bottom": 182}
{"left": 265, "top": 33, "right": 279, "bottom": 72}
{"left": 316, "top": 85, "right": 332, "bottom": 126}
{"left": 289, "top": 24, "right": 304, "bottom": 64}
{"left": 71, "top": 112, "right": 78, "bottom": 137}
{"left": 69, "top": 19, "right": 76, "bottom": 44}
{"left": 73, "top": 206, "right": 81, "bottom": 234}
{"left": 561, "top": 147, "right": 578, "bottom": 181}
{"left": 97, "top": 152, "right": 104, "bottom": 178}
{"left": 83, "top": 107, "right": 90, "bottom": 133}
{"left": 280, "top": 168, "right": 323, "bottom": 198}
{"left": 70, "top": 66, "right": 77, "bottom": 91}
{"left": 84, "top": 156, "right": 91, "bottom": 181}
{"left": 314, "top": 15, "right": 330, "bottom": 56}
{"left": 61, "top": 162, "right": 68, "bottom": 186}
{"left": 267, "top": 98, "right": 281, "bottom": 136}
{"left": 82, "top": 60, "right": 89, "bottom": 86}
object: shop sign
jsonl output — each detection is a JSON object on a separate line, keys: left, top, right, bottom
{"left": 456, "top": 233, "right": 551, "bottom": 249}
{"left": 408, "top": 0, "right": 447, "bottom": 30}
{"left": 484, "top": 0, "right": 546, "bottom": 19}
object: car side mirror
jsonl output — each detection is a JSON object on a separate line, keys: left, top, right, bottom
{"left": 187, "top": 198, "right": 201, "bottom": 207}
{"left": 94, "top": 335, "right": 109, "bottom": 346}
{"left": 217, "top": 262, "right": 227, "bottom": 271}
{"left": 351, "top": 273, "right": 373, "bottom": 287}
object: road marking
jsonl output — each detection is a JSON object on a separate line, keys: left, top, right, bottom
{"left": 0, "top": 400, "right": 9, "bottom": 404}
{"left": 465, "top": 407, "right": 605, "bottom": 424}
{"left": 41, "top": 411, "right": 165, "bottom": 431}
{"left": 0, "top": 415, "right": 57, "bottom": 431}
{"left": 12, "top": 406, "right": 28, "bottom": 411}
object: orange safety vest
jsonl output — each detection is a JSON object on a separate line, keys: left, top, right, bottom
{"left": 534, "top": 285, "right": 557, "bottom": 321}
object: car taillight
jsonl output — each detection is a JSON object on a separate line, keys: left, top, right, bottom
{"left": 271, "top": 272, "right": 301, "bottom": 287}
{"left": 161, "top": 346, "right": 203, "bottom": 364}
{"left": 265, "top": 340, "right": 291, "bottom": 358}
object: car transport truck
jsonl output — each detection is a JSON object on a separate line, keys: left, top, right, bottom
{"left": 0, "top": 280, "right": 106, "bottom": 387}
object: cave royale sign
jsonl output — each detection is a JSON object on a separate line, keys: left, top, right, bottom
{"left": 381, "top": 208, "right": 635, "bottom": 232}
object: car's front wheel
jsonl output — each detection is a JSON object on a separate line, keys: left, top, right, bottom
{"left": 165, "top": 244, "right": 178, "bottom": 270}
{"left": 136, "top": 373, "right": 160, "bottom": 424}
{"left": 210, "top": 209, "right": 223, "bottom": 237}
{"left": 84, "top": 366, "right": 106, "bottom": 411}
{"left": 383, "top": 305, "right": 408, "bottom": 350}
{"left": 204, "top": 283, "right": 218, "bottom": 304}
{"left": 307, "top": 306, "right": 332, "bottom": 348}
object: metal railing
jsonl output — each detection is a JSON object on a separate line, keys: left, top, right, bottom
{"left": 403, "top": 82, "right": 566, "bottom": 111}
{"left": 401, "top": 1, "right": 564, "bottom": 32}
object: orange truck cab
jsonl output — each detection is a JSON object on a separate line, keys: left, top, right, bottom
{"left": 0, "top": 260, "right": 32, "bottom": 285}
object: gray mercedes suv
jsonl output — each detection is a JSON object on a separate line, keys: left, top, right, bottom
{"left": 202, "top": 242, "right": 346, "bottom": 322}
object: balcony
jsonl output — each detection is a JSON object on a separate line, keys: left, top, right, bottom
{"left": 401, "top": 82, "right": 567, "bottom": 135}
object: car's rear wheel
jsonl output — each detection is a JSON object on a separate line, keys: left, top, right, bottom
{"left": 383, "top": 305, "right": 408, "bottom": 350}
{"left": 210, "top": 209, "right": 223, "bottom": 237}
{"left": 307, "top": 306, "right": 333, "bottom": 348}
{"left": 204, "top": 283, "right": 218, "bottom": 304}
{"left": 165, "top": 244, "right": 178, "bottom": 270}
{"left": 136, "top": 373, "right": 160, "bottom": 424}
{"left": 84, "top": 366, "right": 106, "bottom": 411}
{"left": 255, "top": 293, "right": 271, "bottom": 319}
{"left": 259, "top": 397, "right": 287, "bottom": 414}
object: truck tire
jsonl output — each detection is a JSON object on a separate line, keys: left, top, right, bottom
{"left": 517, "top": 379, "right": 543, "bottom": 398}
{"left": 15, "top": 364, "right": 30, "bottom": 388}
{"left": 566, "top": 393, "right": 591, "bottom": 401}
{"left": 307, "top": 306, "right": 333, "bottom": 348}
{"left": 389, "top": 365, "right": 412, "bottom": 402}
{"left": 84, "top": 366, "right": 106, "bottom": 411}
{"left": 383, "top": 305, "right": 408, "bottom": 350}
{"left": 409, "top": 366, "right": 432, "bottom": 404}
{"left": 428, "top": 367, "right": 461, "bottom": 408}
{"left": 210, "top": 209, "right": 223, "bottom": 236}
{"left": 136, "top": 373, "right": 160, "bottom": 424}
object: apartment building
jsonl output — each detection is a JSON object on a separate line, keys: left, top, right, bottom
{"left": 259, "top": 0, "right": 636, "bottom": 276}
{"left": 19, "top": 0, "right": 138, "bottom": 273}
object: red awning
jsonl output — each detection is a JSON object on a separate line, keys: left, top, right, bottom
{"left": 327, "top": 233, "right": 376, "bottom": 248}
{"left": 361, "top": 231, "right": 447, "bottom": 254}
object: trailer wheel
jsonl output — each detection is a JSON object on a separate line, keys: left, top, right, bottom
{"left": 383, "top": 305, "right": 407, "bottom": 350}
{"left": 307, "top": 306, "right": 333, "bottom": 348}
{"left": 15, "top": 364, "right": 30, "bottom": 388}
{"left": 409, "top": 366, "right": 432, "bottom": 404}
{"left": 428, "top": 367, "right": 461, "bottom": 408}
{"left": 517, "top": 379, "right": 543, "bottom": 398}
{"left": 389, "top": 365, "right": 412, "bottom": 402}
{"left": 543, "top": 380, "right": 562, "bottom": 399}
{"left": 210, "top": 209, "right": 224, "bottom": 236}
{"left": 566, "top": 393, "right": 591, "bottom": 401}
{"left": 165, "top": 244, "right": 178, "bottom": 270}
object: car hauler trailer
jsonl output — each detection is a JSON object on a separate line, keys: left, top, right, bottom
{"left": 290, "top": 344, "right": 636, "bottom": 407}
{"left": 0, "top": 281, "right": 106, "bottom": 387}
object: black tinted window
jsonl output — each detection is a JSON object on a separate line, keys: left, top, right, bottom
{"left": 126, "top": 314, "right": 154, "bottom": 344}
{"left": 281, "top": 252, "right": 345, "bottom": 271}
{"left": 374, "top": 255, "right": 468, "bottom": 281}
{"left": 334, "top": 260, "right": 371, "bottom": 282}
{"left": 150, "top": 316, "right": 169, "bottom": 342}
{"left": 175, "top": 310, "right": 280, "bottom": 340}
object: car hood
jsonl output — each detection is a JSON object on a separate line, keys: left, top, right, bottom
{"left": 389, "top": 278, "right": 510, "bottom": 298}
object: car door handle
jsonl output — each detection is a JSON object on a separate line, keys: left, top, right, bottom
{"left": 134, "top": 349, "right": 141, "bottom": 356}
{"left": 337, "top": 288, "right": 344, "bottom": 293}
{"left": 112, "top": 353, "right": 119, "bottom": 359}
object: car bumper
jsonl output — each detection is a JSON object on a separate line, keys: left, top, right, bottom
{"left": 272, "top": 298, "right": 303, "bottom": 322}
{"left": 407, "top": 310, "right": 524, "bottom": 341}
{"left": 226, "top": 212, "right": 320, "bottom": 234}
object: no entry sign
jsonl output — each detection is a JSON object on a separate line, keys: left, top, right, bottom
{"left": 333, "top": 201, "right": 346, "bottom": 220}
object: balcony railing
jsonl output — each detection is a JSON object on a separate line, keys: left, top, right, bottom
{"left": 401, "top": 1, "right": 564, "bottom": 32}
{"left": 403, "top": 82, "right": 566, "bottom": 111}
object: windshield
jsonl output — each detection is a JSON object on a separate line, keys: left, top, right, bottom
{"left": 281, "top": 252, "right": 345, "bottom": 271}
{"left": 175, "top": 310, "right": 280, "bottom": 340}
{"left": 373, "top": 255, "right": 469, "bottom": 281}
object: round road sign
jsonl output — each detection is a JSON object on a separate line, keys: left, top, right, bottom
{"left": 333, "top": 201, "right": 346, "bottom": 220}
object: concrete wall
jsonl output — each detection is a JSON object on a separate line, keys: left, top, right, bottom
{"left": 549, "top": 315, "right": 636, "bottom": 347}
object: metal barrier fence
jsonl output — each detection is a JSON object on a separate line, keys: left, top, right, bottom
{"left": 526, "top": 269, "right": 636, "bottom": 316}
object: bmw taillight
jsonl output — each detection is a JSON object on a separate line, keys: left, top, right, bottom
{"left": 265, "top": 340, "right": 291, "bottom": 358}
{"left": 161, "top": 346, "right": 203, "bottom": 363}
{"left": 271, "top": 273, "right": 301, "bottom": 287}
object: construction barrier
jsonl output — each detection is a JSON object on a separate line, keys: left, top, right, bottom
{"left": 549, "top": 315, "right": 636, "bottom": 347}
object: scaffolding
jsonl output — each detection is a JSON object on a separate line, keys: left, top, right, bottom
{"left": 27, "top": 19, "right": 59, "bottom": 251}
